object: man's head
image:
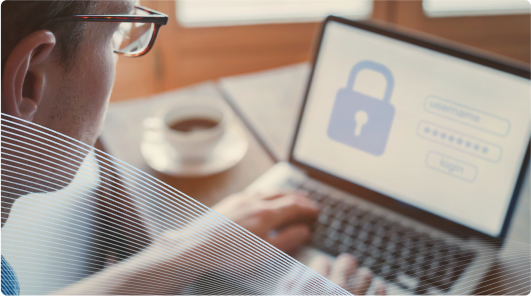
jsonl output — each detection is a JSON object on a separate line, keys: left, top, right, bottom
{"left": 1, "top": 0, "right": 135, "bottom": 226}
{"left": 2, "top": 0, "right": 134, "bottom": 145}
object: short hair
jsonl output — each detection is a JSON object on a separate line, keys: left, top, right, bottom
{"left": 1, "top": 1, "right": 94, "bottom": 74}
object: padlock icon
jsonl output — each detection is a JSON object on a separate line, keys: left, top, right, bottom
{"left": 327, "top": 60, "right": 395, "bottom": 156}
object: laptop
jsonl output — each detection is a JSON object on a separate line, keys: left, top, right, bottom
{"left": 246, "top": 16, "right": 530, "bottom": 295}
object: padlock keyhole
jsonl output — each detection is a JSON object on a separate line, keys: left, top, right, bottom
{"left": 354, "top": 110, "right": 369, "bottom": 136}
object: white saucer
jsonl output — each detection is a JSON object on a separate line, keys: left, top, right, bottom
{"left": 140, "top": 122, "right": 249, "bottom": 177}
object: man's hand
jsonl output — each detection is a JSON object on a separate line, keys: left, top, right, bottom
{"left": 309, "top": 253, "right": 386, "bottom": 295}
{"left": 212, "top": 190, "right": 319, "bottom": 254}
{"left": 277, "top": 253, "right": 386, "bottom": 295}
{"left": 213, "top": 191, "right": 386, "bottom": 295}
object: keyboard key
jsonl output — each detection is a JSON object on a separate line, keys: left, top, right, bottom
{"left": 344, "top": 225, "right": 356, "bottom": 235}
{"left": 330, "top": 219, "right": 342, "bottom": 230}
{"left": 375, "top": 227, "right": 388, "bottom": 238}
{"left": 335, "top": 210, "right": 347, "bottom": 221}
{"left": 325, "top": 228, "right": 340, "bottom": 241}
{"left": 361, "top": 221, "right": 374, "bottom": 232}
{"left": 341, "top": 236, "right": 354, "bottom": 247}
{"left": 358, "top": 230, "right": 369, "bottom": 242}
{"left": 396, "top": 258, "right": 409, "bottom": 271}
{"left": 347, "top": 215, "right": 359, "bottom": 225}
{"left": 317, "top": 214, "right": 329, "bottom": 225}
{"left": 387, "top": 232, "right": 401, "bottom": 243}
{"left": 369, "top": 248, "right": 382, "bottom": 260}
{"left": 372, "top": 236, "right": 383, "bottom": 247}
{"left": 338, "top": 244, "right": 350, "bottom": 253}
{"left": 385, "top": 242, "right": 398, "bottom": 253}
{"left": 400, "top": 248, "right": 411, "bottom": 259}
{"left": 364, "top": 257, "right": 376, "bottom": 268}
{"left": 355, "top": 241, "right": 368, "bottom": 253}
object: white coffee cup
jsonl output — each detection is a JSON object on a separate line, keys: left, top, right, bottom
{"left": 161, "top": 100, "right": 232, "bottom": 162}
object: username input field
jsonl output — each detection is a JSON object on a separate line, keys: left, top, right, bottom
{"left": 424, "top": 96, "right": 510, "bottom": 136}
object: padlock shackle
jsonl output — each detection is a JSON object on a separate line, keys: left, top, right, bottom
{"left": 346, "top": 60, "right": 395, "bottom": 103}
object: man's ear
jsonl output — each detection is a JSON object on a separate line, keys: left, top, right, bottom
{"left": 2, "top": 30, "right": 56, "bottom": 121}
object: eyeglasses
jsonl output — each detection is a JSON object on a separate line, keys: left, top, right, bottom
{"left": 47, "top": 5, "right": 168, "bottom": 57}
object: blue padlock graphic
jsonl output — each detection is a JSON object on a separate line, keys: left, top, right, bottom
{"left": 327, "top": 60, "right": 395, "bottom": 156}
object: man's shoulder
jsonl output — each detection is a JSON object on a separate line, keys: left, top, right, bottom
{"left": 0, "top": 255, "right": 20, "bottom": 296}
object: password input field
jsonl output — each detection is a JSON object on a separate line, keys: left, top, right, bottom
{"left": 417, "top": 121, "right": 502, "bottom": 162}
{"left": 424, "top": 96, "right": 510, "bottom": 136}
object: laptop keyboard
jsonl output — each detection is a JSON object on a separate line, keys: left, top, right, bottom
{"left": 285, "top": 179, "right": 476, "bottom": 294}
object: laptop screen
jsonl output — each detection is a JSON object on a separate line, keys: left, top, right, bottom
{"left": 292, "top": 20, "right": 530, "bottom": 237}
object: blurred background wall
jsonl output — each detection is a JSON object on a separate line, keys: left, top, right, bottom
{"left": 110, "top": 0, "right": 530, "bottom": 102}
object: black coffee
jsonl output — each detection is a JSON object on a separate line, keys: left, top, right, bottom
{"left": 169, "top": 118, "right": 219, "bottom": 133}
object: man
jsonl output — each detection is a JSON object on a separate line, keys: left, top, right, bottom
{"left": 1, "top": 1, "right": 385, "bottom": 294}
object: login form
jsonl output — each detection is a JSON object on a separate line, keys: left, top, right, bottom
{"left": 293, "top": 21, "right": 530, "bottom": 237}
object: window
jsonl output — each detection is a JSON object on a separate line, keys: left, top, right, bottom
{"left": 176, "top": 0, "right": 372, "bottom": 27}
{"left": 423, "top": 0, "right": 530, "bottom": 17}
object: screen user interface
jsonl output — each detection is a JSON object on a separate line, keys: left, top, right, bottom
{"left": 293, "top": 21, "right": 530, "bottom": 237}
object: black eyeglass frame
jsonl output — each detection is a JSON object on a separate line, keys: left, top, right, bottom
{"left": 44, "top": 5, "right": 168, "bottom": 57}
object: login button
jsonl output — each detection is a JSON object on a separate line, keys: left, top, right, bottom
{"left": 426, "top": 152, "right": 477, "bottom": 182}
